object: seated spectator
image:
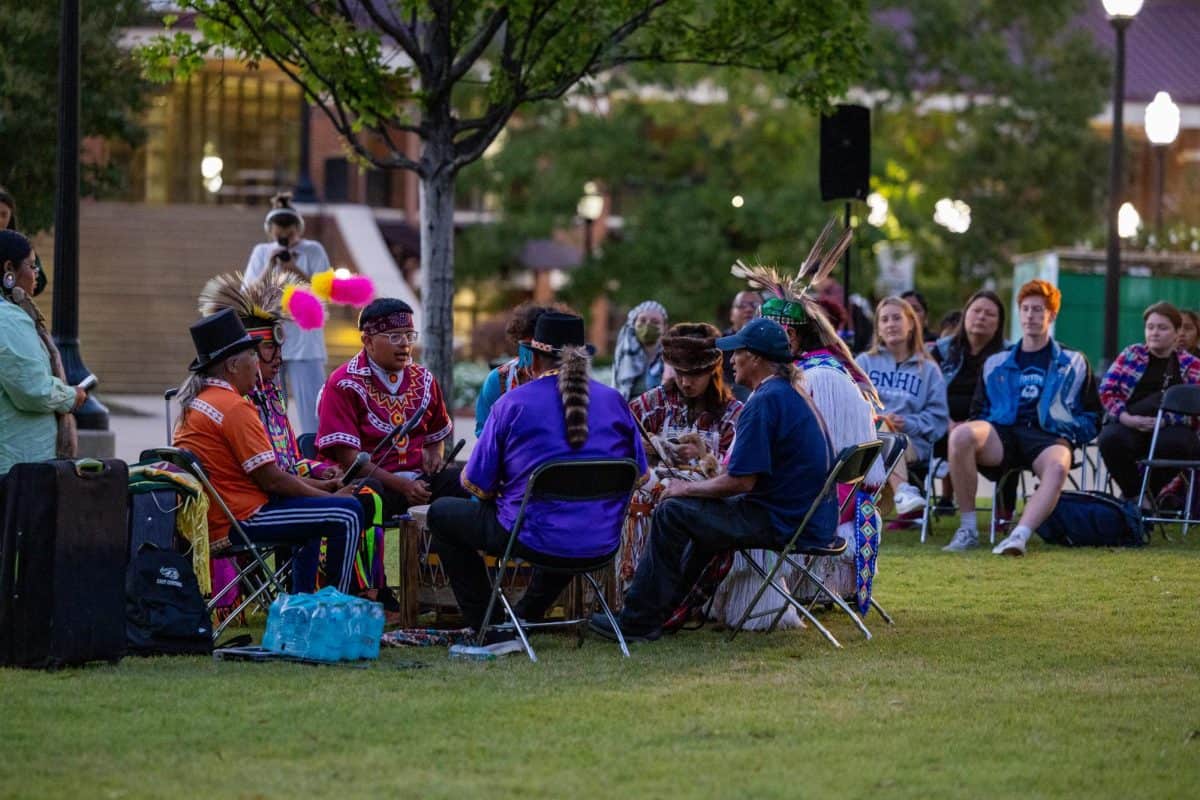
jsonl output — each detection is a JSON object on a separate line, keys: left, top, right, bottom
{"left": 813, "top": 278, "right": 873, "bottom": 353}
{"left": 173, "top": 310, "right": 363, "bottom": 592}
{"left": 1178, "top": 309, "right": 1200, "bottom": 357}
{"left": 930, "top": 290, "right": 1008, "bottom": 508}
{"left": 590, "top": 318, "right": 837, "bottom": 642}
{"left": 474, "top": 302, "right": 556, "bottom": 436}
{"left": 613, "top": 300, "right": 668, "bottom": 401}
{"left": 0, "top": 231, "right": 86, "bottom": 477}
{"left": 317, "top": 298, "right": 467, "bottom": 516}
{"left": 1098, "top": 302, "right": 1200, "bottom": 502}
{"left": 428, "top": 312, "right": 647, "bottom": 638}
{"left": 721, "top": 290, "right": 762, "bottom": 401}
{"left": 936, "top": 309, "right": 962, "bottom": 341}
{"left": 944, "top": 280, "right": 1100, "bottom": 556}
{"left": 856, "top": 297, "right": 949, "bottom": 516}
{"left": 901, "top": 289, "right": 938, "bottom": 344}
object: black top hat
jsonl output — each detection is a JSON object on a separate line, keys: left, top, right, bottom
{"left": 188, "top": 308, "right": 257, "bottom": 372}
{"left": 530, "top": 312, "right": 596, "bottom": 356}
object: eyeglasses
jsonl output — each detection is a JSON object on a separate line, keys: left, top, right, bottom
{"left": 375, "top": 331, "right": 419, "bottom": 345}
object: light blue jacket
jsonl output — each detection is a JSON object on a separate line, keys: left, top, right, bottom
{"left": 975, "top": 339, "right": 1101, "bottom": 446}
{"left": 855, "top": 350, "right": 949, "bottom": 461}
{"left": 0, "top": 300, "right": 76, "bottom": 475}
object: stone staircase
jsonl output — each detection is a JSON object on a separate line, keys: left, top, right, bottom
{"left": 33, "top": 202, "right": 365, "bottom": 393}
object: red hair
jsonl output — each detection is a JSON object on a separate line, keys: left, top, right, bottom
{"left": 1017, "top": 279, "right": 1061, "bottom": 315}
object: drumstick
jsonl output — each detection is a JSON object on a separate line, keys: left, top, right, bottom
{"left": 435, "top": 439, "right": 466, "bottom": 475}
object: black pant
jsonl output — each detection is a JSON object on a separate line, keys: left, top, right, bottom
{"left": 1098, "top": 422, "right": 1200, "bottom": 499}
{"left": 426, "top": 497, "right": 595, "bottom": 631}
{"left": 381, "top": 464, "right": 471, "bottom": 518}
{"left": 619, "top": 497, "right": 780, "bottom": 632}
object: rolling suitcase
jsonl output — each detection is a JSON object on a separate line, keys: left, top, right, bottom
{"left": 0, "top": 459, "right": 129, "bottom": 668}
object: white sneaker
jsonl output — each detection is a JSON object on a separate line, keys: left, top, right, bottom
{"left": 942, "top": 527, "right": 979, "bottom": 552}
{"left": 893, "top": 484, "right": 927, "bottom": 515}
{"left": 992, "top": 531, "right": 1027, "bottom": 556}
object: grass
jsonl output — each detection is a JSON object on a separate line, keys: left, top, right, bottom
{"left": 3, "top": 519, "right": 1200, "bottom": 799}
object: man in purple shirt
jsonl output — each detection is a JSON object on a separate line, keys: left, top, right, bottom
{"left": 427, "top": 312, "right": 648, "bottom": 639}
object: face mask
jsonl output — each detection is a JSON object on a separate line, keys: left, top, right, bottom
{"left": 635, "top": 323, "right": 662, "bottom": 346}
{"left": 517, "top": 342, "right": 534, "bottom": 368}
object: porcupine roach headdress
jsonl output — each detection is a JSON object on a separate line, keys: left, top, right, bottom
{"left": 198, "top": 268, "right": 317, "bottom": 332}
{"left": 730, "top": 218, "right": 879, "bottom": 406}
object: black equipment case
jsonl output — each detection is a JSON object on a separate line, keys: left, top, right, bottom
{"left": 0, "top": 459, "right": 129, "bottom": 668}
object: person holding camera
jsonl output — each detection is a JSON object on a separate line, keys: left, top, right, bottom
{"left": 243, "top": 193, "right": 331, "bottom": 435}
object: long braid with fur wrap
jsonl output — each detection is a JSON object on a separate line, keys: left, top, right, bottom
{"left": 558, "top": 346, "right": 591, "bottom": 447}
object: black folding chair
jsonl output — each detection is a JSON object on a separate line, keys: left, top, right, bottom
{"left": 476, "top": 458, "right": 641, "bottom": 662}
{"left": 727, "top": 440, "right": 883, "bottom": 649}
{"left": 140, "top": 446, "right": 293, "bottom": 640}
{"left": 1137, "top": 384, "right": 1200, "bottom": 537}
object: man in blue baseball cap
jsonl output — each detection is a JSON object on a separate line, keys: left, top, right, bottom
{"left": 592, "top": 317, "right": 838, "bottom": 642}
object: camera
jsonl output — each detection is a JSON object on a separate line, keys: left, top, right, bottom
{"left": 275, "top": 236, "right": 292, "bottom": 263}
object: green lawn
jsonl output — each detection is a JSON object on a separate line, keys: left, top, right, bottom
{"left": 3, "top": 521, "right": 1199, "bottom": 799}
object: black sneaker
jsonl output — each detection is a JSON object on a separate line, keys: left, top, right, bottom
{"left": 588, "top": 612, "right": 661, "bottom": 642}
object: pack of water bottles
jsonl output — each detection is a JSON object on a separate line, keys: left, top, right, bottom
{"left": 261, "top": 587, "right": 385, "bottom": 662}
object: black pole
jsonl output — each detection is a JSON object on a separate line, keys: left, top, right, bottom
{"left": 52, "top": 0, "right": 106, "bottom": 430}
{"left": 1154, "top": 144, "right": 1165, "bottom": 240}
{"left": 294, "top": 95, "right": 317, "bottom": 203}
{"left": 584, "top": 217, "right": 595, "bottom": 261}
{"left": 1103, "top": 19, "right": 1130, "bottom": 365}
{"left": 841, "top": 200, "right": 852, "bottom": 304}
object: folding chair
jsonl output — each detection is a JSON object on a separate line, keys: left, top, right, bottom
{"left": 727, "top": 440, "right": 883, "bottom": 649}
{"left": 918, "top": 450, "right": 948, "bottom": 543}
{"left": 1137, "top": 384, "right": 1200, "bottom": 537}
{"left": 140, "top": 446, "right": 294, "bottom": 640}
{"left": 476, "top": 458, "right": 641, "bottom": 662}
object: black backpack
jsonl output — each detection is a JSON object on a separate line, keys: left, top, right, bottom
{"left": 1036, "top": 491, "right": 1149, "bottom": 548}
{"left": 126, "top": 544, "right": 212, "bottom": 655}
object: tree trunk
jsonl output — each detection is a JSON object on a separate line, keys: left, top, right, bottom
{"left": 418, "top": 150, "right": 458, "bottom": 410}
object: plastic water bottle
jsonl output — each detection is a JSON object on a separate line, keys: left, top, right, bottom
{"left": 345, "top": 602, "right": 366, "bottom": 660}
{"left": 261, "top": 595, "right": 285, "bottom": 652}
{"left": 363, "top": 601, "right": 384, "bottom": 660}
{"left": 328, "top": 601, "right": 350, "bottom": 661}
{"left": 278, "top": 595, "right": 312, "bottom": 656}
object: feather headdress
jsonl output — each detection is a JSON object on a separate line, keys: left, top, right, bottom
{"left": 730, "top": 217, "right": 854, "bottom": 310}
{"left": 198, "top": 268, "right": 326, "bottom": 331}
{"left": 730, "top": 220, "right": 880, "bottom": 407}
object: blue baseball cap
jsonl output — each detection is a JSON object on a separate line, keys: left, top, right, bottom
{"left": 715, "top": 317, "right": 792, "bottom": 362}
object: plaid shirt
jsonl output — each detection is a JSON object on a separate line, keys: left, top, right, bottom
{"left": 1098, "top": 344, "right": 1200, "bottom": 426}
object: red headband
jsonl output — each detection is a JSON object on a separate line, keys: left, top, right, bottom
{"left": 362, "top": 311, "right": 414, "bottom": 336}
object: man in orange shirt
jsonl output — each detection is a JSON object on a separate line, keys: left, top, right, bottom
{"left": 174, "top": 309, "right": 363, "bottom": 592}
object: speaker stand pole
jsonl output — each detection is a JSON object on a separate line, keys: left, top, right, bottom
{"left": 841, "top": 201, "right": 853, "bottom": 303}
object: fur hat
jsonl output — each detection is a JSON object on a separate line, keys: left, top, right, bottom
{"left": 660, "top": 323, "right": 722, "bottom": 373}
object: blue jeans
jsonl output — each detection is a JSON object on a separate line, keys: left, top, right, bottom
{"left": 239, "top": 496, "right": 363, "bottom": 593}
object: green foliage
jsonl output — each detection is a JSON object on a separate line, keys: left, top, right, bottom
{"left": 0, "top": 0, "right": 149, "bottom": 234}
{"left": 2, "top": 525, "right": 1199, "bottom": 797}
{"left": 460, "top": 0, "right": 1112, "bottom": 324}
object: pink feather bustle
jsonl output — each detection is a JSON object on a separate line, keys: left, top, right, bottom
{"left": 282, "top": 286, "right": 326, "bottom": 330}
{"left": 330, "top": 274, "right": 375, "bottom": 307}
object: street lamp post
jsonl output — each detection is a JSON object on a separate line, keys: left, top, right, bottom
{"left": 577, "top": 181, "right": 605, "bottom": 261}
{"left": 1144, "top": 91, "right": 1180, "bottom": 240}
{"left": 52, "top": 0, "right": 108, "bottom": 433}
{"left": 1101, "top": 0, "right": 1143, "bottom": 364}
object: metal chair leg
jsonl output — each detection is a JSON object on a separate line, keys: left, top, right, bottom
{"left": 585, "top": 574, "right": 630, "bottom": 658}
{"left": 733, "top": 553, "right": 842, "bottom": 648}
{"left": 792, "top": 559, "right": 872, "bottom": 641}
{"left": 869, "top": 597, "right": 895, "bottom": 625}
{"left": 496, "top": 588, "right": 537, "bottom": 662}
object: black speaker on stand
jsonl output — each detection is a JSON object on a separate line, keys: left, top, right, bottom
{"left": 819, "top": 104, "right": 870, "bottom": 303}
